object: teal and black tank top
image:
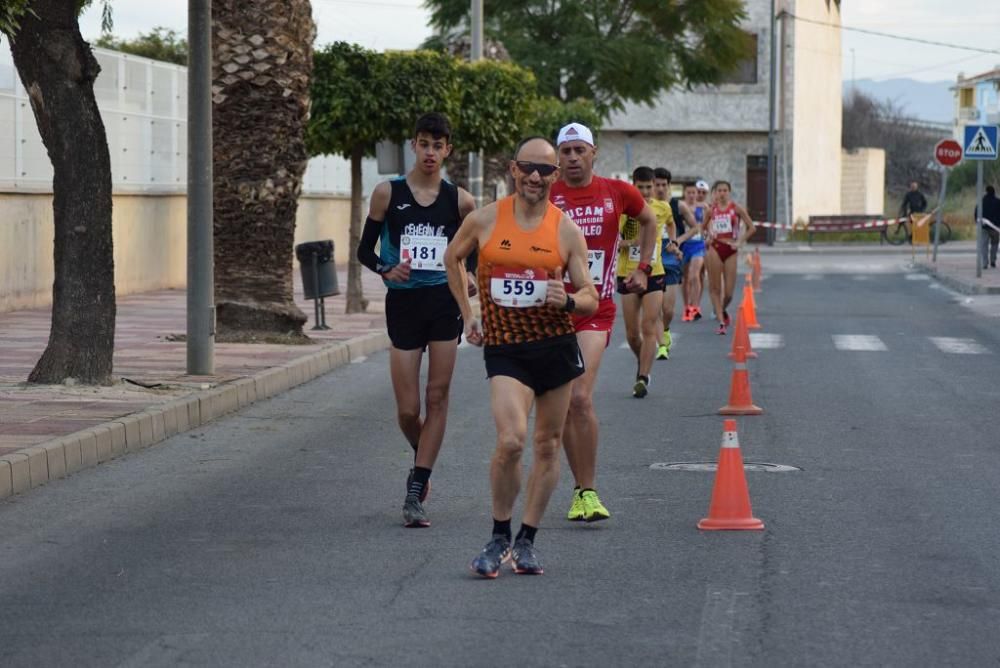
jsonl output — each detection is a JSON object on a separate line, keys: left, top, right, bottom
{"left": 379, "top": 177, "right": 461, "bottom": 290}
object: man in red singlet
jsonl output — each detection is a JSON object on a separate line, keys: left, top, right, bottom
{"left": 445, "top": 136, "right": 599, "bottom": 577}
{"left": 549, "top": 123, "right": 658, "bottom": 522}
{"left": 704, "top": 180, "right": 755, "bottom": 335}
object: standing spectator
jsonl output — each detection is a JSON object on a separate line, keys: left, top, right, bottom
{"left": 899, "top": 181, "right": 928, "bottom": 218}
{"left": 980, "top": 185, "right": 1000, "bottom": 269}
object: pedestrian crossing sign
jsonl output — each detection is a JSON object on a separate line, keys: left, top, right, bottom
{"left": 963, "top": 125, "right": 998, "bottom": 160}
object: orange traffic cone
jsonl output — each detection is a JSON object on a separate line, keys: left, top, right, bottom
{"left": 752, "top": 249, "right": 762, "bottom": 293}
{"left": 698, "top": 419, "right": 764, "bottom": 531}
{"left": 743, "top": 279, "right": 761, "bottom": 330}
{"left": 728, "top": 303, "right": 757, "bottom": 360}
{"left": 719, "top": 343, "right": 762, "bottom": 415}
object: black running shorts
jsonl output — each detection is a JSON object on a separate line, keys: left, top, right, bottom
{"left": 616, "top": 273, "right": 667, "bottom": 295}
{"left": 483, "top": 334, "right": 585, "bottom": 396}
{"left": 385, "top": 283, "right": 462, "bottom": 350}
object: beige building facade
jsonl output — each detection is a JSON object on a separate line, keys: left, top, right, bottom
{"left": 599, "top": 0, "right": 845, "bottom": 227}
{"left": 840, "top": 148, "right": 886, "bottom": 216}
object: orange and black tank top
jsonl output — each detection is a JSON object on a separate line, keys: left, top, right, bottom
{"left": 477, "top": 196, "right": 574, "bottom": 347}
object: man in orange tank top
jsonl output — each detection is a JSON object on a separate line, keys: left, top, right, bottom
{"left": 445, "top": 137, "right": 599, "bottom": 578}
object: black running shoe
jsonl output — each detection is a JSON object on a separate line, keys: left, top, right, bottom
{"left": 470, "top": 535, "right": 511, "bottom": 578}
{"left": 512, "top": 538, "right": 544, "bottom": 575}
{"left": 405, "top": 468, "right": 430, "bottom": 502}
{"left": 402, "top": 494, "right": 430, "bottom": 528}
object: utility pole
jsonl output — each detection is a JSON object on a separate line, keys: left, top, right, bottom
{"left": 469, "top": 0, "right": 484, "bottom": 207}
{"left": 765, "top": 0, "right": 778, "bottom": 245}
{"left": 187, "top": 0, "right": 215, "bottom": 374}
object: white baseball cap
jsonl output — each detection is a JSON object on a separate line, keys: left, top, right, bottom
{"left": 695, "top": 180, "right": 710, "bottom": 191}
{"left": 556, "top": 122, "right": 595, "bottom": 147}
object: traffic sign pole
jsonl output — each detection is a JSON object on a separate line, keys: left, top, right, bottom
{"left": 933, "top": 169, "right": 946, "bottom": 263}
{"left": 931, "top": 139, "right": 963, "bottom": 264}
{"left": 976, "top": 162, "right": 983, "bottom": 278}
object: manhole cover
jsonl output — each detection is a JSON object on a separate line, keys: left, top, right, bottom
{"left": 649, "top": 462, "right": 801, "bottom": 473}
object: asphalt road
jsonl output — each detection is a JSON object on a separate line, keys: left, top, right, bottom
{"left": 2, "top": 254, "right": 999, "bottom": 667}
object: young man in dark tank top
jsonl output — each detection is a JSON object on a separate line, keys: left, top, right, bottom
{"left": 357, "top": 113, "right": 476, "bottom": 528}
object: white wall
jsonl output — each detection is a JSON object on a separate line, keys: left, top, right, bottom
{"left": 0, "top": 193, "right": 351, "bottom": 313}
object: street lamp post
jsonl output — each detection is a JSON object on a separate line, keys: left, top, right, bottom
{"left": 469, "top": 0, "right": 483, "bottom": 207}
{"left": 765, "top": 0, "right": 777, "bottom": 244}
{"left": 187, "top": 0, "right": 215, "bottom": 374}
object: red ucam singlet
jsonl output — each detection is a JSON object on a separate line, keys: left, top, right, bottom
{"left": 550, "top": 176, "right": 646, "bottom": 301}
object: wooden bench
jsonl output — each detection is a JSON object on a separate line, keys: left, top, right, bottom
{"left": 805, "top": 214, "right": 890, "bottom": 245}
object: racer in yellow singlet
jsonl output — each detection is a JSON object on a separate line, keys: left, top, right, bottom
{"left": 617, "top": 166, "right": 679, "bottom": 398}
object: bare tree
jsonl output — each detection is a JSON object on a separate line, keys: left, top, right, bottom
{"left": 843, "top": 90, "right": 942, "bottom": 197}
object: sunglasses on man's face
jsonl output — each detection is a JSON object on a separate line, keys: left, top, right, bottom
{"left": 515, "top": 161, "right": 558, "bottom": 177}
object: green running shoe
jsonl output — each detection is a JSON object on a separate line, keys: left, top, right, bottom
{"left": 567, "top": 487, "right": 585, "bottom": 521}
{"left": 662, "top": 330, "right": 672, "bottom": 357}
{"left": 580, "top": 489, "right": 611, "bottom": 522}
{"left": 656, "top": 345, "right": 668, "bottom": 360}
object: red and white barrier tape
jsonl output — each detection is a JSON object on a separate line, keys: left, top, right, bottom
{"left": 752, "top": 216, "right": 910, "bottom": 231}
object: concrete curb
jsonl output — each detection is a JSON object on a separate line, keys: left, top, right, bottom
{"left": 911, "top": 262, "right": 1000, "bottom": 295}
{"left": 0, "top": 331, "right": 391, "bottom": 500}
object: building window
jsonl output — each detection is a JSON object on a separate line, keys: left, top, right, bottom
{"left": 959, "top": 87, "right": 974, "bottom": 108}
{"left": 720, "top": 33, "right": 758, "bottom": 85}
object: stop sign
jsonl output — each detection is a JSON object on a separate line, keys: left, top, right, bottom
{"left": 934, "top": 139, "right": 963, "bottom": 167}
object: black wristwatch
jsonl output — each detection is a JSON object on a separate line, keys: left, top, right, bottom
{"left": 562, "top": 294, "right": 576, "bottom": 313}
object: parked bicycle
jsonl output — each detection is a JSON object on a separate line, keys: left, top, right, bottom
{"left": 881, "top": 214, "right": 951, "bottom": 246}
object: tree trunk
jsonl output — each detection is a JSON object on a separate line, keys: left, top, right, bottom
{"left": 212, "top": 0, "right": 315, "bottom": 336}
{"left": 9, "top": 0, "right": 116, "bottom": 385}
{"left": 345, "top": 143, "right": 368, "bottom": 314}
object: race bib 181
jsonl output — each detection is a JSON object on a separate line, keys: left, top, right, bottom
{"left": 400, "top": 235, "right": 447, "bottom": 271}
{"left": 490, "top": 266, "right": 548, "bottom": 308}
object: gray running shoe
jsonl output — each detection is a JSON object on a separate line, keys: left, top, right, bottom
{"left": 470, "top": 535, "right": 511, "bottom": 578}
{"left": 402, "top": 494, "right": 430, "bottom": 528}
{"left": 512, "top": 538, "right": 544, "bottom": 575}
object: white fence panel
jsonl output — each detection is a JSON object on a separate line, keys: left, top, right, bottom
{"left": 1, "top": 43, "right": 345, "bottom": 195}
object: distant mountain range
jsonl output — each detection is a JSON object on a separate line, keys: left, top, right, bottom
{"left": 844, "top": 78, "right": 953, "bottom": 125}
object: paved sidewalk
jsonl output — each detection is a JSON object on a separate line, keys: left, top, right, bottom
{"left": 910, "top": 244, "right": 1000, "bottom": 294}
{"left": 0, "top": 270, "right": 389, "bottom": 497}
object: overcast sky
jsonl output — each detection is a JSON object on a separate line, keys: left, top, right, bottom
{"left": 78, "top": 0, "right": 1000, "bottom": 84}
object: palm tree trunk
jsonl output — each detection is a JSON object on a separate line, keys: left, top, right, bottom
{"left": 346, "top": 143, "right": 369, "bottom": 314}
{"left": 9, "top": 0, "right": 116, "bottom": 384}
{"left": 212, "top": 0, "right": 315, "bottom": 335}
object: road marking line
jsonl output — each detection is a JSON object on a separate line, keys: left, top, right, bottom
{"left": 694, "top": 587, "right": 748, "bottom": 668}
{"left": 833, "top": 334, "right": 887, "bottom": 351}
{"left": 749, "top": 333, "right": 783, "bottom": 349}
{"left": 929, "top": 337, "right": 990, "bottom": 354}
{"left": 802, "top": 274, "right": 825, "bottom": 281}
{"left": 852, "top": 275, "right": 873, "bottom": 281}
{"left": 906, "top": 273, "right": 931, "bottom": 281}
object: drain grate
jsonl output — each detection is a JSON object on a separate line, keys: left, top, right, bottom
{"left": 649, "top": 462, "right": 801, "bottom": 473}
